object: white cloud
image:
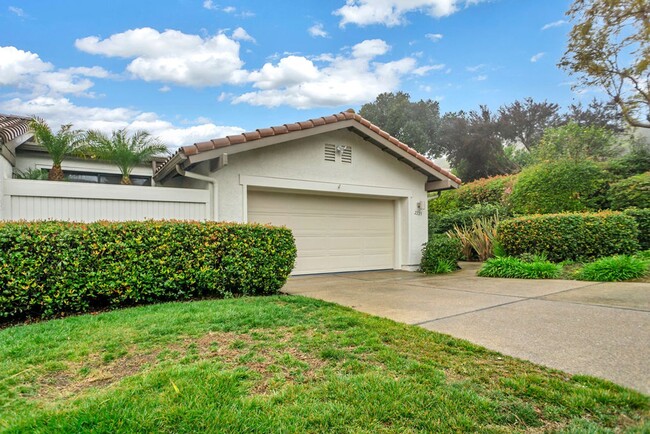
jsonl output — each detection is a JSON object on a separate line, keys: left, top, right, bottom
{"left": 465, "top": 63, "right": 485, "bottom": 72}
{"left": 541, "top": 20, "right": 567, "bottom": 30}
{"left": 233, "top": 39, "right": 421, "bottom": 109}
{"left": 75, "top": 27, "right": 245, "bottom": 87}
{"left": 351, "top": 39, "right": 390, "bottom": 58}
{"left": 0, "top": 46, "right": 106, "bottom": 97}
{"left": 334, "top": 0, "right": 485, "bottom": 27}
{"left": 8, "top": 6, "right": 26, "bottom": 17}
{"left": 413, "top": 64, "right": 445, "bottom": 75}
{"left": 530, "top": 52, "right": 545, "bottom": 62}
{"left": 202, "top": 0, "right": 216, "bottom": 10}
{"left": 473, "top": 74, "right": 487, "bottom": 81}
{"left": 223, "top": 6, "right": 236, "bottom": 13}
{"left": 232, "top": 27, "right": 256, "bottom": 43}
{"left": 0, "top": 96, "right": 244, "bottom": 150}
{"left": 425, "top": 33, "right": 443, "bottom": 42}
{"left": 159, "top": 85, "right": 171, "bottom": 92}
{"left": 308, "top": 23, "right": 328, "bottom": 38}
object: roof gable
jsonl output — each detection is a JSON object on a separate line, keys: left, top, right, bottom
{"left": 154, "top": 111, "right": 461, "bottom": 190}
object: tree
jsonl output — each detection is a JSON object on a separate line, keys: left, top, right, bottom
{"left": 436, "top": 107, "right": 516, "bottom": 181}
{"left": 534, "top": 122, "right": 620, "bottom": 162}
{"left": 359, "top": 92, "right": 442, "bottom": 156}
{"left": 28, "top": 118, "right": 84, "bottom": 181}
{"left": 497, "top": 98, "right": 561, "bottom": 151}
{"left": 84, "top": 129, "right": 167, "bottom": 185}
{"left": 564, "top": 98, "right": 624, "bottom": 132}
{"left": 559, "top": 0, "right": 650, "bottom": 129}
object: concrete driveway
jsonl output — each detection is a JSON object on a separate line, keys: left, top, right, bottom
{"left": 282, "top": 262, "right": 650, "bottom": 395}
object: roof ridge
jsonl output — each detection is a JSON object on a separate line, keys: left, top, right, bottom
{"left": 155, "top": 111, "right": 461, "bottom": 184}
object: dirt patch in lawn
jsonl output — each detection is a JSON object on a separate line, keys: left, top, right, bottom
{"left": 35, "top": 328, "right": 328, "bottom": 400}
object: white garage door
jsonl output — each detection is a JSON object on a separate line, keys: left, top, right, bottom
{"left": 247, "top": 190, "right": 395, "bottom": 275}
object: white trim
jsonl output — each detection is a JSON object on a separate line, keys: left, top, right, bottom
{"left": 4, "top": 179, "right": 209, "bottom": 203}
{"left": 239, "top": 174, "right": 413, "bottom": 199}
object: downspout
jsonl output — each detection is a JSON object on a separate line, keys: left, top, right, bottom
{"left": 175, "top": 165, "right": 218, "bottom": 221}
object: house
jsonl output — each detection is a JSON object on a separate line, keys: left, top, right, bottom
{"left": 0, "top": 111, "right": 460, "bottom": 275}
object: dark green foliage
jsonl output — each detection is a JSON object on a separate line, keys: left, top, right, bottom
{"left": 575, "top": 255, "right": 648, "bottom": 282}
{"left": 608, "top": 172, "right": 650, "bottom": 210}
{"left": 428, "top": 174, "right": 516, "bottom": 216}
{"left": 509, "top": 160, "right": 610, "bottom": 214}
{"left": 420, "top": 235, "right": 462, "bottom": 274}
{"left": 533, "top": 122, "right": 619, "bottom": 163}
{"left": 0, "top": 221, "right": 296, "bottom": 321}
{"left": 478, "top": 256, "right": 561, "bottom": 279}
{"left": 429, "top": 204, "right": 506, "bottom": 236}
{"left": 606, "top": 142, "right": 650, "bottom": 178}
{"left": 497, "top": 212, "right": 639, "bottom": 262}
{"left": 428, "top": 190, "right": 460, "bottom": 214}
{"left": 624, "top": 208, "right": 650, "bottom": 250}
{"left": 359, "top": 92, "right": 442, "bottom": 156}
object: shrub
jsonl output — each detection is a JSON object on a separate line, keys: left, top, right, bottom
{"left": 428, "top": 190, "right": 460, "bottom": 214}
{"left": 606, "top": 141, "right": 650, "bottom": 178}
{"left": 575, "top": 255, "right": 648, "bottom": 282}
{"left": 429, "top": 203, "right": 506, "bottom": 236}
{"left": 497, "top": 211, "right": 639, "bottom": 262}
{"left": 478, "top": 256, "right": 561, "bottom": 279}
{"left": 509, "top": 160, "right": 609, "bottom": 215}
{"left": 534, "top": 123, "right": 619, "bottom": 163}
{"left": 420, "top": 235, "right": 462, "bottom": 274}
{"left": 0, "top": 221, "right": 297, "bottom": 321}
{"left": 624, "top": 208, "right": 650, "bottom": 250}
{"left": 450, "top": 215, "right": 500, "bottom": 261}
{"left": 608, "top": 172, "right": 650, "bottom": 210}
{"left": 428, "top": 174, "right": 517, "bottom": 214}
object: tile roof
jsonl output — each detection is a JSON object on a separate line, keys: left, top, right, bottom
{"left": 156, "top": 111, "right": 461, "bottom": 184}
{"left": 0, "top": 114, "right": 31, "bottom": 145}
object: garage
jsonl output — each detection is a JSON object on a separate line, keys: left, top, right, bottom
{"left": 248, "top": 190, "right": 395, "bottom": 275}
{"left": 154, "top": 111, "right": 460, "bottom": 274}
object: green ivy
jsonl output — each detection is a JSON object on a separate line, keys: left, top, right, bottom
{"left": 0, "top": 221, "right": 297, "bottom": 322}
{"left": 497, "top": 211, "right": 639, "bottom": 262}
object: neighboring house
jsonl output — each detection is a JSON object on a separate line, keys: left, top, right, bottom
{"left": 0, "top": 111, "right": 460, "bottom": 274}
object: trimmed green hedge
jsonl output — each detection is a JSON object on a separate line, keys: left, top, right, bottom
{"left": 509, "top": 160, "right": 609, "bottom": 215}
{"left": 608, "top": 172, "right": 650, "bottom": 210}
{"left": 0, "top": 221, "right": 296, "bottom": 321}
{"left": 420, "top": 235, "right": 462, "bottom": 274}
{"left": 429, "top": 204, "right": 506, "bottom": 236}
{"left": 624, "top": 208, "right": 650, "bottom": 250}
{"left": 497, "top": 212, "right": 639, "bottom": 262}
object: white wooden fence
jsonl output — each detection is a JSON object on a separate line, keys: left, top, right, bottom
{"left": 0, "top": 179, "right": 210, "bottom": 222}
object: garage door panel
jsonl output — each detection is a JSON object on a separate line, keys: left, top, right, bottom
{"left": 248, "top": 190, "right": 395, "bottom": 275}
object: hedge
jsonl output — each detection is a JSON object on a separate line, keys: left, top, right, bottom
{"left": 0, "top": 221, "right": 297, "bottom": 321}
{"left": 420, "top": 234, "right": 462, "bottom": 274}
{"left": 429, "top": 203, "right": 506, "bottom": 236}
{"left": 624, "top": 208, "right": 650, "bottom": 250}
{"left": 608, "top": 172, "right": 650, "bottom": 210}
{"left": 497, "top": 212, "right": 639, "bottom": 262}
{"left": 428, "top": 174, "right": 516, "bottom": 214}
{"left": 509, "top": 160, "right": 609, "bottom": 215}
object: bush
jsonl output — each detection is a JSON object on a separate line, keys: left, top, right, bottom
{"left": 428, "top": 190, "right": 460, "bottom": 214}
{"left": 509, "top": 160, "right": 609, "bottom": 215}
{"left": 606, "top": 141, "right": 650, "bottom": 178}
{"left": 449, "top": 215, "right": 500, "bottom": 261}
{"left": 0, "top": 221, "right": 297, "bottom": 321}
{"left": 429, "top": 204, "right": 506, "bottom": 236}
{"left": 478, "top": 256, "right": 561, "bottom": 279}
{"left": 624, "top": 208, "right": 650, "bottom": 250}
{"left": 420, "top": 235, "right": 462, "bottom": 274}
{"left": 428, "top": 174, "right": 516, "bottom": 214}
{"left": 575, "top": 255, "right": 648, "bottom": 282}
{"left": 497, "top": 211, "right": 639, "bottom": 262}
{"left": 608, "top": 172, "right": 650, "bottom": 210}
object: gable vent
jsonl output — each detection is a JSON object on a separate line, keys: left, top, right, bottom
{"left": 341, "top": 146, "right": 352, "bottom": 164}
{"left": 324, "top": 144, "right": 336, "bottom": 162}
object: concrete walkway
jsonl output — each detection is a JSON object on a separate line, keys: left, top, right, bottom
{"left": 282, "top": 263, "right": 650, "bottom": 395}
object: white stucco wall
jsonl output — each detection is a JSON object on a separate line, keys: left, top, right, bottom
{"left": 198, "top": 129, "right": 430, "bottom": 270}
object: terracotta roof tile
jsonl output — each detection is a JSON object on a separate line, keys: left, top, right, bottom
{"left": 257, "top": 128, "right": 275, "bottom": 137}
{"left": 243, "top": 131, "right": 261, "bottom": 141}
{"left": 155, "top": 110, "right": 462, "bottom": 185}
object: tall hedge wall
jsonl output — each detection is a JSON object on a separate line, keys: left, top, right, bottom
{"left": 0, "top": 221, "right": 297, "bottom": 322}
{"left": 497, "top": 212, "right": 639, "bottom": 262}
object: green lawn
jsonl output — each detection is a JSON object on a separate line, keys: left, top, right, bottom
{"left": 1, "top": 296, "right": 648, "bottom": 433}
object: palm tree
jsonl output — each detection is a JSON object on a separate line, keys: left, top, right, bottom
{"left": 84, "top": 129, "right": 168, "bottom": 185}
{"left": 29, "top": 118, "right": 84, "bottom": 181}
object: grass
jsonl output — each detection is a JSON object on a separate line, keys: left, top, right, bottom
{"left": 575, "top": 255, "right": 649, "bottom": 282}
{"left": 1, "top": 296, "right": 648, "bottom": 433}
{"left": 478, "top": 256, "right": 562, "bottom": 279}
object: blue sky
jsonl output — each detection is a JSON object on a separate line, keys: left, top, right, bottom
{"left": 1, "top": 0, "right": 591, "bottom": 150}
